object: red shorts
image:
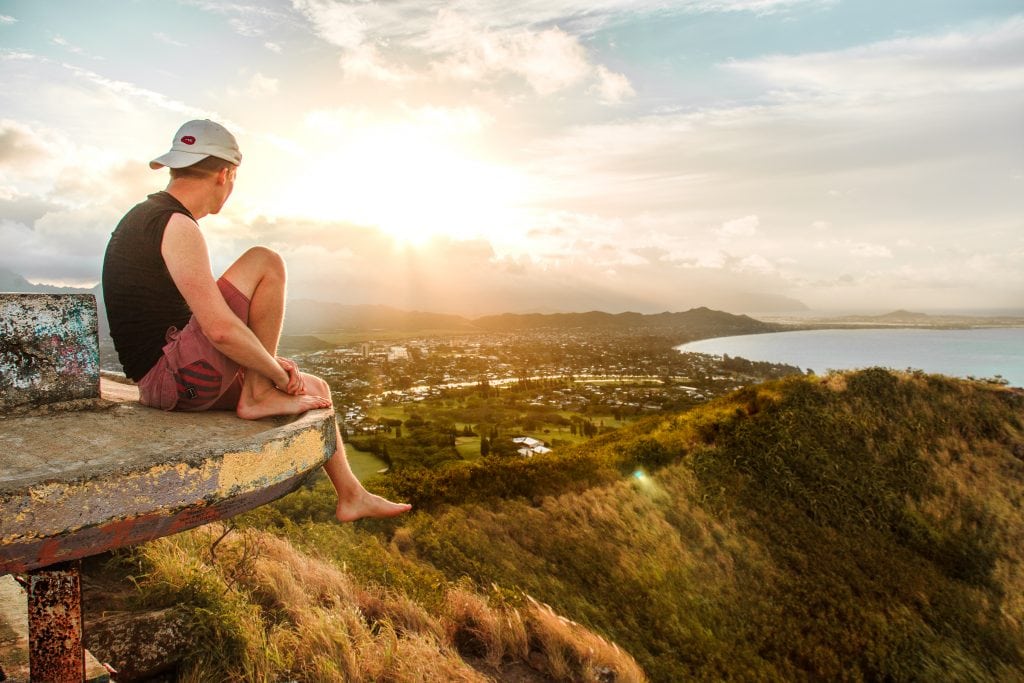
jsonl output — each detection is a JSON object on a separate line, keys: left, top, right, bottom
{"left": 137, "top": 278, "right": 250, "bottom": 412}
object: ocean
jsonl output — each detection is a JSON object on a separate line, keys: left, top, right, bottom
{"left": 676, "top": 327, "right": 1024, "bottom": 388}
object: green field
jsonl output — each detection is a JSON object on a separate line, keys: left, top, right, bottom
{"left": 368, "top": 405, "right": 410, "bottom": 422}
{"left": 342, "top": 441, "right": 388, "bottom": 480}
{"left": 454, "top": 436, "right": 481, "bottom": 460}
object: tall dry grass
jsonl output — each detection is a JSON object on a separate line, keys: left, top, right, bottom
{"left": 524, "top": 596, "right": 647, "bottom": 683}
{"left": 139, "top": 521, "right": 646, "bottom": 681}
{"left": 142, "top": 524, "right": 481, "bottom": 682}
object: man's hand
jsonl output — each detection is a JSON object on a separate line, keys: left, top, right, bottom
{"left": 276, "top": 356, "right": 305, "bottom": 395}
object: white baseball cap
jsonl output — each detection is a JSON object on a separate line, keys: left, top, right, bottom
{"left": 149, "top": 119, "right": 242, "bottom": 169}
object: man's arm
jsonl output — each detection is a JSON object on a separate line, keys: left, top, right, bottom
{"left": 161, "top": 213, "right": 294, "bottom": 391}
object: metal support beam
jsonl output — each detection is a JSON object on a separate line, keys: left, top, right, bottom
{"left": 28, "top": 560, "right": 84, "bottom": 682}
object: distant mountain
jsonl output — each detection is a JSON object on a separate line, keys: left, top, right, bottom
{"left": 0, "top": 267, "right": 98, "bottom": 295}
{"left": 282, "top": 300, "right": 786, "bottom": 341}
{"left": 472, "top": 306, "right": 783, "bottom": 340}
{"left": 4, "top": 268, "right": 780, "bottom": 342}
{"left": 284, "top": 298, "right": 782, "bottom": 340}
{"left": 877, "top": 309, "right": 929, "bottom": 320}
{"left": 284, "top": 300, "right": 476, "bottom": 335}
{"left": 807, "top": 308, "right": 1024, "bottom": 329}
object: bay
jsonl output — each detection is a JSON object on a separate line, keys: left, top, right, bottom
{"left": 676, "top": 328, "right": 1024, "bottom": 388}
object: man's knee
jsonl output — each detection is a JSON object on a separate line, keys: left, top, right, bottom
{"left": 243, "top": 245, "right": 285, "bottom": 279}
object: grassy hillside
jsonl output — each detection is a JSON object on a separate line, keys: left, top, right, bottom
{"left": 88, "top": 369, "right": 1024, "bottom": 681}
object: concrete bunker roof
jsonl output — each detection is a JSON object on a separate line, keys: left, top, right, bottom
{"left": 0, "top": 379, "right": 336, "bottom": 573}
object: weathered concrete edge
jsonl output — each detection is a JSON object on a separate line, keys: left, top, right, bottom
{"left": 0, "top": 470, "right": 320, "bottom": 574}
{"left": 0, "top": 409, "right": 336, "bottom": 550}
{"left": 0, "top": 404, "right": 336, "bottom": 494}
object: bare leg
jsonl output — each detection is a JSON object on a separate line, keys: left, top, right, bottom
{"left": 302, "top": 373, "right": 411, "bottom": 521}
{"left": 220, "top": 247, "right": 328, "bottom": 419}
{"left": 326, "top": 429, "right": 412, "bottom": 521}
{"left": 219, "top": 247, "right": 409, "bottom": 521}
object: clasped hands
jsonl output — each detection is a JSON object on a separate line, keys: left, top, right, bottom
{"left": 275, "top": 356, "right": 305, "bottom": 395}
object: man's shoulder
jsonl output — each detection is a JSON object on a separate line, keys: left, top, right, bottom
{"left": 163, "top": 212, "right": 202, "bottom": 246}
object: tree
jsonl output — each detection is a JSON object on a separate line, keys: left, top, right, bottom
{"left": 480, "top": 436, "right": 491, "bottom": 457}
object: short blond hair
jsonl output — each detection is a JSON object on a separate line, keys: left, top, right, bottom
{"left": 169, "top": 155, "right": 237, "bottom": 179}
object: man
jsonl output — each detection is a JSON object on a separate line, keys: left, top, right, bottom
{"left": 102, "top": 119, "right": 410, "bottom": 522}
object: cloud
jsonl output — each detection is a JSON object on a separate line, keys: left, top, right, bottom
{"left": 217, "top": 209, "right": 808, "bottom": 315}
{"left": 717, "top": 215, "right": 759, "bottom": 237}
{"left": 686, "top": 0, "right": 834, "bottom": 14}
{"left": 231, "top": 72, "right": 279, "bottom": 97}
{"left": 0, "top": 204, "right": 120, "bottom": 286}
{"left": 293, "top": 0, "right": 832, "bottom": 45}
{"left": 738, "top": 254, "right": 775, "bottom": 274}
{"left": 56, "top": 59, "right": 212, "bottom": 119}
{"left": 517, "top": 16, "right": 1024, "bottom": 217}
{"left": 340, "top": 44, "right": 414, "bottom": 83}
{"left": 724, "top": 15, "right": 1024, "bottom": 99}
{"left": 288, "top": 3, "right": 635, "bottom": 100}
{"left": 593, "top": 65, "right": 635, "bottom": 104}
{"left": 181, "top": 0, "right": 293, "bottom": 37}
{"left": 0, "top": 15, "right": 16, "bottom": 25}
{"left": 849, "top": 242, "right": 892, "bottom": 258}
{"left": 0, "top": 120, "right": 54, "bottom": 167}
{"left": 153, "top": 32, "right": 187, "bottom": 47}
{"left": 264, "top": 41, "right": 283, "bottom": 53}
{"left": 426, "top": 12, "right": 591, "bottom": 95}
{"left": 292, "top": 0, "right": 366, "bottom": 49}
{"left": 497, "top": 14, "right": 1023, "bottom": 311}
{"left": 229, "top": 17, "right": 265, "bottom": 37}
{"left": 50, "top": 35, "right": 84, "bottom": 55}
{"left": 814, "top": 239, "right": 892, "bottom": 259}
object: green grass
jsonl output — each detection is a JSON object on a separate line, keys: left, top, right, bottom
{"left": 368, "top": 405, "right": 410, "bottom": 422}
{"left": 454, "top": 436, "right": 481, "bottom": 460}
{"left": 343, "top": 442, "right": 388, "bottom": 480}
{"left": 116, "top": 368, "right": 1024, "bottom": 681}
{"left": 374, "top": 369, "right": 1024, "bottom": 680}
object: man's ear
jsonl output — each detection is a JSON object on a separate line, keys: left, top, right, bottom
{"left": 215, "top": 167, "right": 230, "bottom": 185}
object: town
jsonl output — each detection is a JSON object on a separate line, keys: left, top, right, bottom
{"left": 278, "top": 329, "right": 805, "bottom": 475}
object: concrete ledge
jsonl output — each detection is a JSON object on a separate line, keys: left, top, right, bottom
{"left": 0, "top": 379, "right": 336, "bottom": 573}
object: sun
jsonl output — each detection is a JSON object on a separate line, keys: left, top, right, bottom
{"left": 268, "top": 122, "right": 524, "bottom": 245}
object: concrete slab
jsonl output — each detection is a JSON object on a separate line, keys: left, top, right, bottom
{"left": 0, "top": 379, "right": 336, "bottom": 573}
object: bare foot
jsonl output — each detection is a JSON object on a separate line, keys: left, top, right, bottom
{"left": 237, "top": 385, "right": 330, "bottom": 420}
{"left": 336, "top": 489, "right": 412, "bottom": 522}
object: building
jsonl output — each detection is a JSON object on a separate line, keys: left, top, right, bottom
{"left": 512, "top": 436, "right": 552, "bottom": 457}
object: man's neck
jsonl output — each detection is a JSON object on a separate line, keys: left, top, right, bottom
{"left": 165, "top": 180, "right": 214, "bottom": 220}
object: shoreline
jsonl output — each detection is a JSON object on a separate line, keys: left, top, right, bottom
{"left": 676, "top": 327, "right": 1024, "bottom": 389}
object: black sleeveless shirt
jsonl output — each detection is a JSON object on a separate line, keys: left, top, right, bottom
{"left": 102, "top": 192, "right": 194, "bottom": 381}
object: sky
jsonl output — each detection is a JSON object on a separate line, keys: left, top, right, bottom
{"left": 0, "top": 0, "right": 1021, "bottom": 316}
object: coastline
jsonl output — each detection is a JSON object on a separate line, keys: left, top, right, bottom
{"left": 676, "top": 326, "right": 1024, "bottom": 388}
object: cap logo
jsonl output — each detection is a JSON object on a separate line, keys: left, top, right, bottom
{"left": 180, "top": 135, "right": 196, "bottom": 145}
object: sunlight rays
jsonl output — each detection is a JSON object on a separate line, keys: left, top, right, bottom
{"left": 268, "top": 120, "right": 525, "bottom": 246}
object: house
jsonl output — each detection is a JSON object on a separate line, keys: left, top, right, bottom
{"left": 512, "top": 436, "right": 552, "bottom": 457}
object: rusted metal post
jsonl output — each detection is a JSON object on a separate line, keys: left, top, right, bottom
{"left": 28, "top": 560, "right": 84, "bottom": 682}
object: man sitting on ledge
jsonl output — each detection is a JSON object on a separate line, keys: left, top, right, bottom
{"left": 102, "top": 119, "right": 410, "bottom": 522}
